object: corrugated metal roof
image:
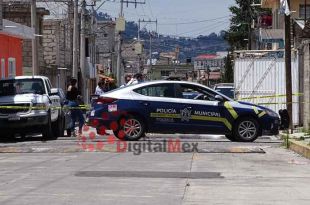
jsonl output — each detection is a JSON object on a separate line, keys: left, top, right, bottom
{"left": 0, "top": 19, "right": 34, "bottom": 39}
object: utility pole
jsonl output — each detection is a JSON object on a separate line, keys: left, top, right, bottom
{"left": 138, "top": 19, "right": 157, "bottom": 80}
{"left": 305, "top": 0, "right": 307, "bottom": 24}
{"left": 138, "top": 19, "right": 141, "bottom": 40}
{"left": 116, "top": 0, "right": 145, "bottom": 86}
{"left": 80, "top": 0, "right": 87, "bottom": 103}
{"left": 149, "top": 32, "right": 152, "bottom": 74}
{"left": 91, "top": 1, "right": 96, "bottom": 65}
{"left": 285, "top": 0, "right": 293, "bottom": 132}
{"left": 72, "top": 0, "right": 78, "bottom": 79}
{"left": 116, "top": 0, "right": 124, "bottom": 86}
{"left": 31, "top": 0, "right": 38, "bottom": 76}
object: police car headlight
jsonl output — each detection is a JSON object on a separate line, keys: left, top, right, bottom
{"left": 265, "top": 109, "right": 279, "bottom": 118}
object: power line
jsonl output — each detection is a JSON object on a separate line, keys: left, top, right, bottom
{"left": 175, "top": 19, "right": 228, "bottom": 36}
{"left": 158, "top": 15, "right": 231, "bottom": 25}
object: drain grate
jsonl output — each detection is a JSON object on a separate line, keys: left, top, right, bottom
{"left": 75, "top": 171, "right": 223, "bottom": 179}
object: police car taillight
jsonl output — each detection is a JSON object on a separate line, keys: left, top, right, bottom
{"left": 96, "top": 97, "right": 117, "bottom": 104}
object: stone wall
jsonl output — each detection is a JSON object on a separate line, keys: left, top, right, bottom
{"left": 42, "top": 19, "right": 73, "bottom": 89}
{"left": 96, "top": 21, "right": 116, "bottom": 74}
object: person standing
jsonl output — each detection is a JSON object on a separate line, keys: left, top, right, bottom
{"left": 120, "top": 75, "right": 132, "bottom": 88}
{"left": 67, "top": 78, "right": 85, "bottom": 136}
{"left": 95, "top": 80, "right": 105, "bottom": 95}
{"left": 126, "top": 73, "right": 144, "bottom": 86}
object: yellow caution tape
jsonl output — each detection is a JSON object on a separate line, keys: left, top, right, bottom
{"left": 0, "top": 105, "right": 91, "bottom": 110}
{"left": 238, "top": 93, "right": 303, "bottom": 100}
{"left": 258, "top": 102, "right": 310, "bottom": 105}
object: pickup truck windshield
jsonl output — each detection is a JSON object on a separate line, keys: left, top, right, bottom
{"left": 0, "top": 79, "right": 46, "bottom": 96}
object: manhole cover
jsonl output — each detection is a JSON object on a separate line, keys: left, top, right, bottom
{"left": 75, "top": 171, "right": 223, "bottom": 179}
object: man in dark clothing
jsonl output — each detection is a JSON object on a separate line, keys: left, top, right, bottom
{"left": 67, "top": 78, "right": 85, "bottom": 136}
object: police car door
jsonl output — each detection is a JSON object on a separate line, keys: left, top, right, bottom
{"left": 175, "top": 83, "right": 228, "bottom": 134}
{"left": 135, "top": 83, "right": 184, "bottom": 133}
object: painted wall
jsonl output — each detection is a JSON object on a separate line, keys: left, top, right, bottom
{"left": 0, "top": 34, "right": 23, "bottom": 78}
{"left": 263, "top": 0, "right": 306, "bottom": 19}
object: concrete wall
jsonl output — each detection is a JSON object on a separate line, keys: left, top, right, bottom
{"left": 303, "top": 43, "right": 310, "bottom": 130}
{"left": 263, "top": 0, "right": 307, "bottom": 29}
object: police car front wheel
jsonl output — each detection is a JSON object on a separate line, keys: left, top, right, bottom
{"left": 234, "top": 117, "right": 259, "bottom": 142}
{"left": 114, "top": 115, "right": 145, "bottom": 141}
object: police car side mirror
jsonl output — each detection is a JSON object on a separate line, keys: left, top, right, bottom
{"left": 215, "top": 95, "right": 224, "bottom": 102}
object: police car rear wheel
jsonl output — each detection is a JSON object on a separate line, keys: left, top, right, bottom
{"left": 115, "top": 116, "right": 145, "bottom": 141}
{"left": 234, "top": 117, "right": 259, "bottom": 142}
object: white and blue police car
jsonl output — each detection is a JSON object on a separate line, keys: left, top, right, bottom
{"left": 88, "top": 81, "right": 281, "bottom": 142}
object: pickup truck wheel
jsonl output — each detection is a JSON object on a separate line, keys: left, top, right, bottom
{"left": 42, "top": 112, "right": 54, "bottom": 140}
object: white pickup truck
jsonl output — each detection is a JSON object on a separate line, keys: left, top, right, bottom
{"left": 0, "top": 76, "right": 65, "bottom": 140}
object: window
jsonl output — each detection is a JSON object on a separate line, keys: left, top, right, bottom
{"left": 299, "top": 5, "right": 310, "bottom": 19}
{"left": 176, "top": 83, "right": 218, "bottom": 101}
{"left": 1, "top": 59, "right": 5, "bottom": 79}
{"left": 44, "top": 79, "right": 51, "bottom": 94}
{"left": 8, "top": 58, "right": 16, "bottom": 78}
{"left": 134, "top": 84, "right": 175, "bottom": 98}
{"left": 161, "top": 71, "right": 170, "bottom": 77}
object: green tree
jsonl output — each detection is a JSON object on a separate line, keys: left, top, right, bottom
{"left": 223, "top": 53, "right": 234, "bottom": 83}
{"left": 225, "top": 0, "right": 270, "bottom": 50}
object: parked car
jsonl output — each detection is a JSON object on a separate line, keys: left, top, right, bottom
{"left": 0, "top": 76, "right": 64, "bottom": 139}
{"left": 213, "top": 83, "right": 235, "bottom": 99}
{"left": 88, "top": 81, "right": 282, "bottom": 142}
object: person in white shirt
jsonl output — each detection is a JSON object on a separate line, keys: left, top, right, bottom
{"left": 120, "top": 75, "right": 132, "bottom": 88}
{"left": 126, "top": 73, "right": 143, "bottom": 86}
{"left": 95, "top": 81, "right": 105, "bottom": 95}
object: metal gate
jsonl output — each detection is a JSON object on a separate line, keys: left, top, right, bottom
{"left": 234, "top": 54, "right": 300, "bottom": 125}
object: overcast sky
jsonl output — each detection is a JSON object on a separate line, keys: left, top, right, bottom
{"left": 99, "top": 0, "right": 234, "bottom": 37}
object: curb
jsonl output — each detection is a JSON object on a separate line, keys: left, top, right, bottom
{"left": 288, "top": 139, "right": 310, "bottom": 159}
{"left": 280, "top": 133, "right": 310, "bottom": 159}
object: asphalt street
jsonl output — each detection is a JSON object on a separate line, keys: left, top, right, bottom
{"left": 0, "top": 133, "right": 309, "bottom": 205}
